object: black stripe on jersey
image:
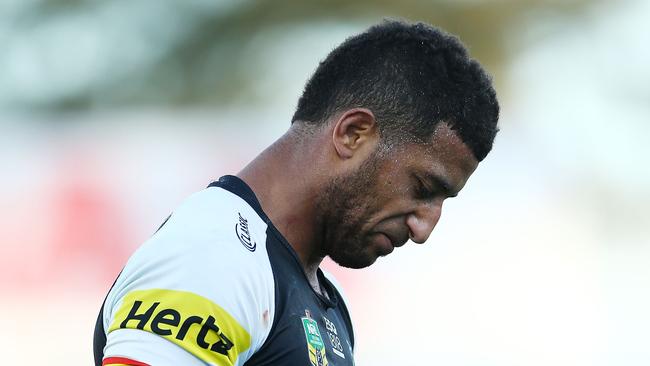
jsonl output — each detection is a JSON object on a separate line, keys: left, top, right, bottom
{"left": 93, "top": 210, "right": 172, "bottom": 366}
{"left": 93, "top": 271, "right": 121, "bottom": 366}
{"left": 211, "top": 176, "right": 355, "bottom": 365}
{"left": 210, "top": 175, "right": 340, "bottom": 308}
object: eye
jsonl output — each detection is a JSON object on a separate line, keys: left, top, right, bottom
{"left": 415, "top": 178, "right": 434, "bottom": 199}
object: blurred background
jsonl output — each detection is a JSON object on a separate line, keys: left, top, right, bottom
{"left": 1, "top": 0, "right": 649, "bottom": 364}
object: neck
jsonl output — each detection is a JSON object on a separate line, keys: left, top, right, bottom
{"left": 237, "top": 126, "right": 329, "bottom": 286}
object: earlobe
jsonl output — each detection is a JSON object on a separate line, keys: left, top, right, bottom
{"left": 331, "top": 108, "right": 378, "bottom": 159}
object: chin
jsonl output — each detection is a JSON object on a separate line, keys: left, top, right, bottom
{"left": 329, "top": 251, "right": 378, "bottom": 269}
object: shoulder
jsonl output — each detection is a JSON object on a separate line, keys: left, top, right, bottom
{"left": 103, "top": 186, "right": 275, "bottom": 365}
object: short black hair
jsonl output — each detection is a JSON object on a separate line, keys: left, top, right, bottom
{"left": 292, "top": 20, "right": 499, "bottom": 161}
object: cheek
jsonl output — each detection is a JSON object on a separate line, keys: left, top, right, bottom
{"left": 381, "top": 177, "right": 400, "bottom": 193}
{"left": 372, "top": 189, "right": 415, "bottom": 219}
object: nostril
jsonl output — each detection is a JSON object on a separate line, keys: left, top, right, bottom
{"left": 406, "top": 209, "right": 438, "bottom": 244}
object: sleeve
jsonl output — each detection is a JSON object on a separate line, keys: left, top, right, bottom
{"left": 100, "top": 188, "right": 275, "bottom": 366}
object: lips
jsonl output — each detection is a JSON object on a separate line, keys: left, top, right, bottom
{"left": 376, "top": 231, "right": 408, "bottom": 250}
{"left": 380, "top": 231, "right": 408, "bottom": 248}
{"left": 374, "top": 233, "right": 394, "bottom": 255}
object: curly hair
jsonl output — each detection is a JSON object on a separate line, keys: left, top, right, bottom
{"left": 292, "top": 20, "right": 500, "bottom": 161}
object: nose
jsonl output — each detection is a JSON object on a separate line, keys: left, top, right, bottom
{"left": 406, "top": 201, "right": 442, "bottom": 244}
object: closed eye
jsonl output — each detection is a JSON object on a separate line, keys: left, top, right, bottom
{"left": 415, "top": 177, "right": 436, "bottom": 199}
{"left": 413, "top": 172, "right": 458, "bottom": 199}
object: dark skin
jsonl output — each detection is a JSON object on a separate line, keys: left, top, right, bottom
{"left": 238, "top": 109, "right": 478, "bottom": 295}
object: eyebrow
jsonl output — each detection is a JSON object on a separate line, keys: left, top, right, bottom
{"left": 421, "top": 172, "right": 459, "bottom": 198}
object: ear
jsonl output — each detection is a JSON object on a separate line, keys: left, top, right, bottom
{"left": 331, "top": 108, "right": 379, "bottom": 159}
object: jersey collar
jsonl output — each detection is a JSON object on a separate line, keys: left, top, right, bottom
{"left": 208, "top": 175, "right": 340, "bottom": 308}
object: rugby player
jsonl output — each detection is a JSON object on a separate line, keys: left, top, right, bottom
{"left": 94, "top": 19, "right": 499, "bottom": 366}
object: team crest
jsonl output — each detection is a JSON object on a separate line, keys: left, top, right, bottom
{"left": 301, "top": 310, "right": 329, "bottom": 366}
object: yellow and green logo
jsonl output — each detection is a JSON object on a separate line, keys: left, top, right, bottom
{"left": 301, "top": 310, "right": 329, "bottom": 366}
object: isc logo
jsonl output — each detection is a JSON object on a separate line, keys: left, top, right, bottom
{"left": 235, "top": 212, "right": 256, "bottom": 251}
{"left": 109, "top": 289, "right": 251, "bottom": 364}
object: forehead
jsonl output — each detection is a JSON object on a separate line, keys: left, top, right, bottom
{"left": 391, "top": 123, "right": 479, "bottom": 192}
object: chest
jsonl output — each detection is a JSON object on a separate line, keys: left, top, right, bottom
{"left": 245, "top": 291, "right": 355, "bottom": 366}
{"left": 247, "top": 234, "right": 355, "bottom": 366}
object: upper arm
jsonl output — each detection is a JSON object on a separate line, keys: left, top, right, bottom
{"left": 101, "top": 189, "right": 275, "bottom": 366}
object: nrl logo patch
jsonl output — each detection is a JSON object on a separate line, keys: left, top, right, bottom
{"left": 301, "top": 310, "right": 329, "bottom": 366}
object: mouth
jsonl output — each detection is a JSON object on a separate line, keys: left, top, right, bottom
{"left": 380, "top": 231, "right": 408, "bottom": 248}
{"left": 373, "top": 233, "right": 395, "bottom": 255}
{"left": 373, "top": 231, "right": 408, "bottom": 256}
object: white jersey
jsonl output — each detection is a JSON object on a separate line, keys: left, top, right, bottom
{"left": 94, "top": 175, "right": 354, "bottom": 366}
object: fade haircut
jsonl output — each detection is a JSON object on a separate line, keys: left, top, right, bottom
{"left": 291, "top": 20, "right": 499, "bottom": 161}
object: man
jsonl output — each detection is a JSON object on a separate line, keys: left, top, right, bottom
{"left": 93, "top": 20, "right": 499, "bottom": 366}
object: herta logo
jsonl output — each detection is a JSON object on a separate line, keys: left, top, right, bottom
{"left": 109, "top": 289, "right": 251, "bottom": 365}
{"left": 119, "top": 301, "right": 234, "bottom": 355}
{"left": 235, "top": 212, "right": 256, "bottom": 251}
{"left": 301, "top": 309, "right": 329, "bottom": 366}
